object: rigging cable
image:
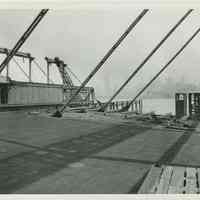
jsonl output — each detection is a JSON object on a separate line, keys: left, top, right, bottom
{"left": 99, "top": 9, "right": 193, "bottom": 112}
{"left": 121, "top": 27, "right": 200, "bottom": 111}
{"left": 56, "top": 9, "right": 149, "bottom": 114}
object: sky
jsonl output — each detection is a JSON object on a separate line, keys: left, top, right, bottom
{"left": 0, "top": 4, "right": 200, "bottom": 100}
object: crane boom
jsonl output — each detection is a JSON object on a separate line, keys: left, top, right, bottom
{"left": 54, "top": 9, "right": 148, "bottom": 116}
{"left": 0, "top": 9, "right": 48, "bottom": 73}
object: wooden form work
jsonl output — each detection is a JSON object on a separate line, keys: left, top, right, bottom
{"left": 138, "top": 165, "right": 200, "bottom": 194}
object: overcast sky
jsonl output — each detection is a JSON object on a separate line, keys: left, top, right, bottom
{"left": 0, "top": 5, "right": 200, "bottom": 100}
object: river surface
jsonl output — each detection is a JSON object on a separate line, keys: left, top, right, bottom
{"left": 99, "top": 97, "right": 175, "bottom": 115}
{"left": 142, "top": 98, "right": 175, "bottom": 115}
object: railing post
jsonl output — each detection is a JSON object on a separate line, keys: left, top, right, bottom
{"left": 28, "top": 54, "right": 33, "bottom": 82}
{"left": 47, "top": 62, "right": 50, "bottom": 84}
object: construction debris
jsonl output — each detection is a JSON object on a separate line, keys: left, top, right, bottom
{"left": 125, "top": 110, "right": 198, "bottom": 131}
{"left": 52, "top": 109, "right": 62, "bottom": 118}
{"left": 166, "top": 116, "right": 197, "bottom": 131}
{"left": 27, "top": 111, "right": 40, "bottom": 115}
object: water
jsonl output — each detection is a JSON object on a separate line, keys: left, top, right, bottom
{"left": 98, "top": 97, "right": 175, "bottom": 115}
{"left": 142, "top": 98, "right": 175, "bottom": 115}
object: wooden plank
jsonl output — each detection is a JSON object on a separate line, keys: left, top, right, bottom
{"left": 138, "top": 166, "right": 162, "bottom": 194}
{"left": 185, "top": 167, "right": 198, "bottom": 194}
{"left": 169, "top": 166, "right": 185, "bottom": 187}
{"left": 168, "top": 166, "right": 185, "bottom": 194}
{"left": 185, "top": 179, "right": 198, "bottom": 194}
{"left": 138, "top": 165, "right": 200, "bottom": 194}
{"left": 156, "top": 166, "right": 173, "bottom": 193}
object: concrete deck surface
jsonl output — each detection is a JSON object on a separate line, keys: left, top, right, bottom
{"left": 0, "top": 111, "right": 200, "bottom": 194}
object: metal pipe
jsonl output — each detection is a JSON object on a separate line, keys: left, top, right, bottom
{"left": 57, "top": 9, "right": 149, "bottom": 114}
{"left": 0, "top": 9, "right": 48, "bottom": 73}
{"left": 99, "top": 9, "right": 193, "bottom": 112}
{"left": 121, "top": 27, "right": 200, "bottom": 112}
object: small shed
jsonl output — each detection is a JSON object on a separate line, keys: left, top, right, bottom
{"left": 175, "top": 92, "right": 200, "bottom": 118}
{"left": 188, "top": 92, "right": 200, "bottom": 117}
{"left": 175, "top": 93, "right": 187, "bottom": 118}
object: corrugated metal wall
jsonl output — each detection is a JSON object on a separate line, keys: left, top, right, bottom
{"left": 8, "top": 84, "right": 63, "bottom": 104}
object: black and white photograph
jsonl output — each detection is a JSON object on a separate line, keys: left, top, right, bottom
{"left": 0, "top": 0, "right": 200, "bottom": 197}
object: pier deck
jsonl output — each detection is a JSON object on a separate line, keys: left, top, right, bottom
{"left": 0, "top": 111, "right": 200, "bottom": 193}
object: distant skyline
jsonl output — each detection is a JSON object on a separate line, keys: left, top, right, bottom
{"left": 0, "top": 6, "right": 200, "bottom": 100}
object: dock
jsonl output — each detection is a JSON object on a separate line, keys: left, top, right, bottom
{"left": 0, "top": 7, "right": 200, "bottom": 195}
{"left": 0, "top": 110, "right": 199, "bottom": 194}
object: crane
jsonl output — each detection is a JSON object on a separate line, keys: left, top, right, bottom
{"left": 45, "top": 57, "right": 73, "bottom": 87}
{"left": 52, "top": 9, "right": 149, "bottom": 117}
{"left": 0, "top": 9, "right": 48, "bottom": 73}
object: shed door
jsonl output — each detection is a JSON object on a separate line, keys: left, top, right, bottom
{"left": 175, "top": 93, "right": 187, "bottom": 118}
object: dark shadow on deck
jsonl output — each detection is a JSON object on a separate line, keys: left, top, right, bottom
{"left": 89, "top": 156, "right": 155, "bottom": 165}
{"left": 156, "top": 131, "right": 193, "bottom": 166}
{"left": 0, "top": 124, "right": 148, "bottom": 193}
{"left": 89, "top": 131, "right": 194, "bottom": 194}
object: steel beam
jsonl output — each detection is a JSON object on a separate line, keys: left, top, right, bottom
{"left": 0, "top": 47, "right": 34, "bottom": 59}
{"left": 44, "top": 56, "right": 55, "bottom": 64}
